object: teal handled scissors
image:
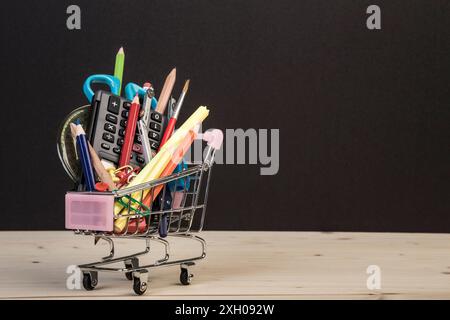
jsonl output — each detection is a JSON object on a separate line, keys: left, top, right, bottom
{"left": 83, "top": 74, "right": 157, "bottom": 109}
{"left": 83, "top": 74, "right": 121, "bottom": 102}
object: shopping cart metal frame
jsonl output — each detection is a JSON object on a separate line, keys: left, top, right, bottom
{"left": 67, "top": 130, "right": 222, "bottom": 295}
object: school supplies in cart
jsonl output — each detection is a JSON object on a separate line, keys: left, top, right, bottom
{"left": 59, "top": 48, "right": 223, "bottom": 295}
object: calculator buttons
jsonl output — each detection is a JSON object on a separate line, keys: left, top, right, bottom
{"left": 122, "top": 110, "right": 129, "bottom": 118}
{"left": 120, "top": 119, "right": 127, "bottom": 127}
{"left": 135, "top": 135, "right": 142, "bottom": 144}
{"left": 136, "top": 156, "right": 145, "bottom": 164}
{"left": 148, "top": 131, "right": 159, "bottom": 141}
{"left": 104, "top": 123, "right": 116, "bottom": 134}
{"left": 106, "top": 114, "right": 118, "bottom": 124}
{"left": 101, "top": 143, "right": 110, "bottom": 150}
{"left": 113, "top": 147, "right": 121, "bottom": 154}
{"left": 117, "top": 138, "right": 124, "bottom": 146}
{"left": 151, "top": 112, "right": 162, "bottom": 123}
{"left": 119, "top": 129, "right": 125, "bottom": 137}
{"left": 102, "top": 133, "right": 114, "bottom": 143}
{"left": 123, "top": 102, "right": 131, "bottom": 110}
{"left": 150, "top": 141, "right": 159, "bottom": 150}
{"left": 150, "top": 122, "right": 161, "bottom": 131}
{"left": 132, "top": 144, "right": 143, "bottom": 154}
{"left": 108, "top": 96, "right": 121, "bottom": 114}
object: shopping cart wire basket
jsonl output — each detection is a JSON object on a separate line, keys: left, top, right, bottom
{"left": 62, "top": 125, "right": 223, "bottom": 295}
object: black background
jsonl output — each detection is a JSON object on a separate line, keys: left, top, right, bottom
{"left": 1, "top": 0, "right": 449, "bottom": 232}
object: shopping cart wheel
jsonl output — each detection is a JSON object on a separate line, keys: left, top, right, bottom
{"left": 124, "top": 257, "right": 139, "bottom": 281}
{"left": 180, "top": 268, "right": 193, "bottom": 285}
{"left": 132, "top": 270, "right": 148, "bottom": 295}
{"left": 82, "top": 272, "right": 98, "bottom": 291}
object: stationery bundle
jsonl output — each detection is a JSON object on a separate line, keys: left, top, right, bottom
{"left": 59, "top": 48, "right": 223, "bottom": 295}
{"left": 62, "top": 48, "right": 215, "bottom": 235}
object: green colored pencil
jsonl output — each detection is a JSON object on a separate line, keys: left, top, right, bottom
{"left": 114, "top": 47, "right": 125, "bottom": 95}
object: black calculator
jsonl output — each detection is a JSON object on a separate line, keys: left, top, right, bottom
{"left": 87, "top": 90, "right": 166, "bottom": 168}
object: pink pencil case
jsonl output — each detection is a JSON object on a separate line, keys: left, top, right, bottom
{"left": 65, "top": 192, "right": 114, "bottom": 231}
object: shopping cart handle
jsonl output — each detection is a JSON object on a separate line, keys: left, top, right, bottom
{"left": 202, "top": 129, "right": 223, "bottom": 150}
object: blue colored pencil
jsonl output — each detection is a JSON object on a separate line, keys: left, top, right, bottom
{"left": 74, "top": 123, "right": 96, "bottom": 191}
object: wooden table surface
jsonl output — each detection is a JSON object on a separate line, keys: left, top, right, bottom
{"left": 0, "top": 231, "right": 449, "bottom": 299}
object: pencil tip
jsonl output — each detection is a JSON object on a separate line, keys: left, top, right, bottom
{"left": 74, "top": 122, "right": 86, "bottom": 135}
{"left": 118, "top": 47, "right": 124, "bottom": 54}
{"left": 132, "top": 94, "right": 140, "bottom": 103}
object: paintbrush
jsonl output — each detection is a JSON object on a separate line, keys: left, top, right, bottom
{"left": 159, "top": 79, "right": 190, "bottom": 149}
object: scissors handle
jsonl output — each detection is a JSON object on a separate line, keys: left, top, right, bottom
{"left": 83, "top": 74, "right": 121, "bottom": 102}
{"left": 125, "top": 82, "right": 157, "bottom": 108}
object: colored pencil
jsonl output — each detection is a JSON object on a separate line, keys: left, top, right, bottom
{"left": 155, "top": 68, "right": 176, "bottom": 114}
{"left": 119, "top": 95, "right": 140, "bottom": 167}
{"left": 114, "top": 47, "right": 125, "bottom": 95}
{"left": 71, "top": 123, "right": 117, "bottom": 191}
{"left": 73, "top": 123, "right": 96, "bottom": 191}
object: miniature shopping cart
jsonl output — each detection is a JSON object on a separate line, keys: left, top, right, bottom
{"left": 61, "top": 125, "right": 223, "bottom": 295}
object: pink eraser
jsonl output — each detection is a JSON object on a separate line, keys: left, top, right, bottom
{"left": 203, "top": 129, "right": 223, "bottom": 150}
{"left": 65, "top": 192, "right": 114, "bottom": 232}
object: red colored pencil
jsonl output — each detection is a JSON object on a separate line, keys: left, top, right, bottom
{"left": 119, "top": 95, "right": 140, "bottom": 167}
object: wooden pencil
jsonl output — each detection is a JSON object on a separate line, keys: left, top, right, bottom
{"left": 87, "top": 143, "right": 117, "bottom": 191}
{"left": 155, "top": 68, "right": 176, "bottom": 114}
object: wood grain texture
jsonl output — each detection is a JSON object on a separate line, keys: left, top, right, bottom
{"left": 0, "top": 231, "right": 449, "bottom": 299}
